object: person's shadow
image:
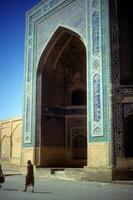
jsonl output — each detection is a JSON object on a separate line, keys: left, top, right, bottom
{"left": 2, "top": 188, "right": 53, "bottom": 194}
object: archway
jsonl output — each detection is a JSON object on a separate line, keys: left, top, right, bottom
{"left": 124, "top": 114, "right": 133, "bottom": 157}
{"left": 36, "top": 27, "right": 87, "bottom": 167}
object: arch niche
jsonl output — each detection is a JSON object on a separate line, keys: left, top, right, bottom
{"left": 36, "top": 27, "right": 87, "bottom": 167}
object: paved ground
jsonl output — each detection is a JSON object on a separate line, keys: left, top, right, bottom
{"left": 0, "top": 175, "right": 133, "bottom": 200}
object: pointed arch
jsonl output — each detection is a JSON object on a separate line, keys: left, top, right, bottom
{"left": 37, "top": 26, "right": 85, "bottom": 74}
{"left": 36, "top": 26, "right": 87, "bottom": 167}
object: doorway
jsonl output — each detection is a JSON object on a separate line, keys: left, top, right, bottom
{"left": 124, "top": 114, "right": 133, "bottom": 157}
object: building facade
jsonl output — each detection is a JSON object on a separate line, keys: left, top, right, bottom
{"left": 0, "top": 117, "right": 22, "bottom": 165}
{"left": 22, "top": 0, "right": 133, "bottom": 181}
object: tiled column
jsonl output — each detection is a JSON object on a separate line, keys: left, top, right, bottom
{"left": 86, "top": 0, "right": 112, "bottom": 169}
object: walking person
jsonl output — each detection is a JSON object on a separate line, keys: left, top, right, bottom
{"left": 23, "top": 160, "right": 34, "bottom": 192}
{"left": 0, "top": 164, "right": 5, "bottom": 188}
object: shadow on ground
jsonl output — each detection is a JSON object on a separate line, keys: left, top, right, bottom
{"left": 2, "top": 188, "right": 53, "bottom": 194}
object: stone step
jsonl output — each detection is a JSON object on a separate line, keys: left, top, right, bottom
{"left": 112, "top": 168, "right": 133, "bottom": 180}
{"left": 35, "top": 167, "right": 133, "bottom": 182}
{"left": 34, "top": 167, "right": 90, "bottom": 181}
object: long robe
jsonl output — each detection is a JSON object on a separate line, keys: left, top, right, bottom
{"left": 25, "top": 164, "right": 34, "bottom": 186}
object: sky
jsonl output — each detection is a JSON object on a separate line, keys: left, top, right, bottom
{"left": 0, "top": 0, "right": 40, "bottom": 120}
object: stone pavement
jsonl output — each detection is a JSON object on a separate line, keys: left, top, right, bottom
{"left": 0, "top": 175, "right": 133, "bottom": 200}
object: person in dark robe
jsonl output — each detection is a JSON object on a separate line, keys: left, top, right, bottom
{"left": 23, "top": 160, "right": 34, "bottom": 192}
{"left": 0, "top": 164, "right": 4, "bottom": 188}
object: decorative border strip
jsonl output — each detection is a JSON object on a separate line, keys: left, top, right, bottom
{"left": 87, "top": 0, "right": 111, "bottom": 139}
{"left": 109, "top": 0, "right": 120, "bottom": 84}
